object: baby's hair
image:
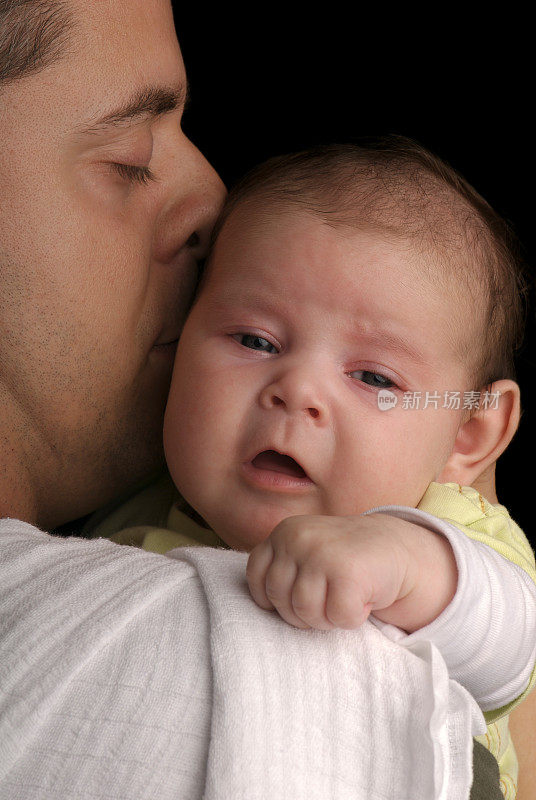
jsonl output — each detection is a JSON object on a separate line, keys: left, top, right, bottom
{"left": 210, "top": 136, "right": 530, "bottom": 388}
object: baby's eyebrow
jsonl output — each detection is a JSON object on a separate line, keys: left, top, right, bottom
{"left": 74, "top": 84, "right": 189, "bottom": 135}
{"left": 209, "top": 288, "right": 429, "bottom": 364}
{"left": 209, "top": 293, "right": 281, "bottom": 320}
{"left": 352, "top": 326, "right": 428, "bottom": 364}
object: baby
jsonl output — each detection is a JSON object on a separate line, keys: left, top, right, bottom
{"left": 164, "top": 140, "right": 534, "bottom": 632}
{"left": 97, "top": 137, "right": 535, "bottom": 794}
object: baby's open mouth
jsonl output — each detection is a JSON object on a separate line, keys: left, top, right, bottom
{"left": 251, "top": 450, "right": 307, "bottom": 479}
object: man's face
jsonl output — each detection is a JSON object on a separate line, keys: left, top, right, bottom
{"left": 164, "top": 205, "right": 475, "bottom": 551}
{"left": 0, "top": 0, "right": 225, "bottom": 526}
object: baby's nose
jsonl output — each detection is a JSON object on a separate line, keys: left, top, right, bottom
{"left": 259, "top": 374, "right": 328, "bottom": 422}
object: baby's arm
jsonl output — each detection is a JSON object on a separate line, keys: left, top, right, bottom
{"left": 371, "top": 505, "right": 536, "bottom": 716}
{"left": 246, "top": 495, "right": 536, "bottom": 716}
{"left": 413, "top": 482, "right": 536, "bottom": 720}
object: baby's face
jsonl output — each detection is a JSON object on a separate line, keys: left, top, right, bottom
{"left": 164, "top": 204, "right": 474, "bottom": 551}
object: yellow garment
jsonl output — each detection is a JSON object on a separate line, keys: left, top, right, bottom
{"left": 419, "top": 482, "right": 536, "bottom": 723}
{"left": 418, "top": 482, "right": 536, "bottom": 800}
{"left": 478, "top": 716, "right": 518, "bottom": 800}
{"left": 109, "top": 497, "right": 228, "bottom": 552}
{"left": 86, "top": 476, "right": 535, "bottom": 800}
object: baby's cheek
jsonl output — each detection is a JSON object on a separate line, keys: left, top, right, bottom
{"left": 163, "top": 368, "right": 202, "bottom": 483}
{"left": 164, "top": 369, "right": 226, "bottom": 511}
{"left": 163, "top": 396, "right": 190, "bottom": 492}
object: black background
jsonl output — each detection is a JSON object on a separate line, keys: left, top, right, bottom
{"left": 172, "top": 9, "right": 534, "bottom": 544}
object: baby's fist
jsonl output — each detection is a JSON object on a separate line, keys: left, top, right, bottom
{"left": 246, "top": 514, "right": 409, "bottom": 631}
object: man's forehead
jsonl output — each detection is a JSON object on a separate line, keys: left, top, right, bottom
{"left": 10, "top": 0, "right": 187, "bottom": 133}
{"left": 62, "top": 0, "right": 182, "bottom": 78}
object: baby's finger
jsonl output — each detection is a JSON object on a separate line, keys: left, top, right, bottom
{"left": 291, "top": 570, "right": 334, "bottom": 630}
{"left": 325, "top": 576, "right": 371, "bottom": 630}
{"left": 265, "top": 556, "right": 311, "bottom": 629}
{"left": 246, "top": 539, "right": 276, "bottom": 610}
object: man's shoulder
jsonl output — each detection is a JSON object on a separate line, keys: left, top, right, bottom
{"left": 0, "top": 516, "right": 48, "bottom": 539}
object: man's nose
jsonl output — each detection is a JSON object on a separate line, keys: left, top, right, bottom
{"left": 258, "top": 369, "right": 329, "bottom": 423}
{"left": 153, "top": 134, "right": 227, "bottom": 264}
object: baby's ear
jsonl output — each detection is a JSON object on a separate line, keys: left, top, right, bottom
{"left": 437, "top": 380, "right": 520, "bottom": 488}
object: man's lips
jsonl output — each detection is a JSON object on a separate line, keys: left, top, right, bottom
{"left": 148, "top": 339, "right": 179, "bottom": 369}
{"left": 150, "top": 340, "right": 179, "bottom": 362}
{"left": 151, "top": 329, "right": 180, "bottom": 355}
{"left": 152, "top": 338, "right": 179, "bottom": 348}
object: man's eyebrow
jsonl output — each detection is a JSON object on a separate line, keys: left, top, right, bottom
{"left": 76, "top": 84, "right": 189, "bottom": 135}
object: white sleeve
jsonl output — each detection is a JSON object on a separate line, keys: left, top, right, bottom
{"left": 366, "top": 506, "right": 536, "bottom": 711}
{"left": 0, "top": 517, "right": 213, "bottom": 800}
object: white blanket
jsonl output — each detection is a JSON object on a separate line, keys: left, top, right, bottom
{"left": 0, "top": 519, "right": 485, "bottom": 799}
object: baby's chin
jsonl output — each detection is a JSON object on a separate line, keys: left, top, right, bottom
{"left": 213, "top": 524, "right": 272, "bottom": 553}
{"left": 204, "top": 507, "right": 294, "bottom": 553}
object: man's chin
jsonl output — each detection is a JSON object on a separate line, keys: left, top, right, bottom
{"left": 80, "top": 419, "right": 166, "bottom": 518}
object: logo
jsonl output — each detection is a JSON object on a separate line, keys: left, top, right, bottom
{"left": 377, "top": 389, "right": 398, "bottom": 411}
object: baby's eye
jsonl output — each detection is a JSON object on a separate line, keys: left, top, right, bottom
{"left": 349, "top": 370, "right": 396, "bottom": 389}
{"left": 233, "top": 334, "right": 278, "bottom": 354}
